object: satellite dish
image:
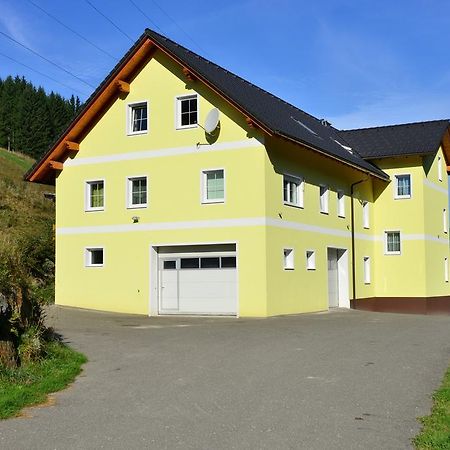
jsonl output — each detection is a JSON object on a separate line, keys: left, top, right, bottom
{"left": 204, "top": 108, "right": 220, "bottom": 134}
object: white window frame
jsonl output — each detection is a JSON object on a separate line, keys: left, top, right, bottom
{"left": 445, "top": 257, "right": 449, "bottom": 283}
{"left": 127, "top": 176, "right": 148, "bottom": 209}
{"left": 362, "top": 201, "right": 370, "bottom": 229}
{"left": 175, "top": 93, "right": 199, "bottom": 130}
{"left": 127, "top": 100, "right": 148, "bottom": 136}
{"left": 306, "top": 250, "right": 316, "bottom": 270}
{"left": 385, "top": 231, "right": 401, "bottom": 255}
{"left": 444, "top": 208, "right": 448, "bottom": 234}
{"left": 283, "top": 248, "right": 294, "bottom": 270}
{"left": 201, "top": 168, "right": 225, "bottom": 204}
{"left": 85, "top": 179, "right": 105, "bottom": 212}
{"left": 438, "top": 156, "right": 443, "bottom": 182}
{"left": 85, "top": 247, "right": 104, "bottom": 267}
{"left": 319, "top": 185, "right": 329, "bottom": 214}
{"left": 283, "top": 174, "right": 304, "bottom": 208}
{"left": 394, "top": 174, "right": 412, "bottom": 199}
{"left": 363, "top": 256, "right": 371, "bottom": 284}
{"left": 337, "top": 190, "right": 345, "bottom": 218}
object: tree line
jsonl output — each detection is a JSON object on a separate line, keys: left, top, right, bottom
{"left": 0, "top": 76, "right": 82, "bottom": 159}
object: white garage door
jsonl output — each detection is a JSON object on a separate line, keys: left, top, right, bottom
{"left": 158, "top": 252, "right": 237, "bottom": 315}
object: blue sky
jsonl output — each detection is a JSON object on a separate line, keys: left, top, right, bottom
{"left": 0, "top": 0, "right": 449, "bottom": 129}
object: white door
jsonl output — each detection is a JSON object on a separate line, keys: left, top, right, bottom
{"left": 159, "top": 254, "right": 237, "bottom": 315}
{"left": 327, "top": 248, "right": 339, "bottom": 308}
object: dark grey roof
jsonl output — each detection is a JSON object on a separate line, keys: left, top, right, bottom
{"left": 340, "top": 120, "right": 450, "bottom": 159}
{"left": 144, "top": 29, "right": 388, "bottom": 179}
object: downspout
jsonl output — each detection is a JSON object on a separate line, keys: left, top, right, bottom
{"left": 350, "top": 177, "right": 368, "bottom": 306}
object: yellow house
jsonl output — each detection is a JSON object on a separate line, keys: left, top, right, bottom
{"left": 26, "top": 29, "right": 450, "bottom": 316}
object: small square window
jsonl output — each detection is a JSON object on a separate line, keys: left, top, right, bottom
{"left": 202, "top": 169, "right": 225, "bottom": 203}
{"left": 283, "top": 175, "right": 304, "bottom": 207}
{"left": 319, "top": 185, "right": 329, "bottom": 214}
{"left": 385, "top": 231, "right": 401, "bottom": 254}
{"left": 86, "top": 180, "right": 104, "bottom": 211}
{"left": 127, "top": 176, "right": 147, "bottom": 208}
{"left": 395, "top": 174, "right": 411, "bottom": 198}
{"left": 221, "top": 256, "right": 236, "bottom": 268}
{"left": 163, "top": 260, "right": 177, "bottom": 270}
{"left": 176, "top": 94, "right": 198, "bottom": 129}
{"left": 85, "top": 248, "right": 104, "bottom": 267}
{"left": 283, "top": 248, "right": 294, "bottom": 270}
{"left": 337, "top": 191, "right": 345, "bottom": 218}
{"left": 306, "top": 250, "right": 316, "bottom": 270}
{"left": 128, "top": 102, "right": 148, "bottom": 135}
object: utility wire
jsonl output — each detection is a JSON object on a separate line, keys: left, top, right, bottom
{"left": 0, "top": 30, "right": 96, "bottom": 89}
{"left": 0, "top": 50, "right": 89, "bottom": 96}
{"left": 127, "top": 0, "right": 164, "bottom": 34}
{"left": 84, "top": 0, "right": 135, "bottom": 43}
{"left": 26, "top": 0, "right": 118, "bottom": 61}
{"left": 147, "top": 0, "right": 209, "bottom": 56}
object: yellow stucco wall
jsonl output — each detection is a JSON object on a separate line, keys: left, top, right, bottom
{"left": 54, "top": 48, "right": 450, "bottom": 317}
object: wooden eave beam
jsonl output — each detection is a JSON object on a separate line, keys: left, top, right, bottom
{"left": 116, "top": 80, "right": 130, "bottom": 94}
{"left": 49, "top": 160, "right": 63, "bottom": 170}
{"left": 182, "top": 67, "right": 196, "bottom": 81}
{"left": 27, "top": 39, "right": 155, "bottom": 183}
{"left": 65, "top": 141, "right": 79, "bottom": 152}
{"left": 246, "top": 117, "right": 256, "bottom": 129}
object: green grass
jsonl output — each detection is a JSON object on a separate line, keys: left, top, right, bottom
{"left": 0, "top": 341, "right": 87, "bottom": 419}
{"left": 0, "top": 148, "right": 33, "bottom": 171}
{"left": 414, "top": 366, "right": 450, "bottom": 449}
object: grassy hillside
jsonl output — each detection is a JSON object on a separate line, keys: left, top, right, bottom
{"left": 0, "top": 148, "right": 54, "bottom": 237}
{"left": 0, "top": 147, "right": 55, "bottom": 303}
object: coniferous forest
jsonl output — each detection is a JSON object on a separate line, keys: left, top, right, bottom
{"left": 0, "top": 75, "right": 83, "bottom": 159}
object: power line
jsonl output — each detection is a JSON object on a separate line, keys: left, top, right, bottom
{"left": 0, "top": 51, "right": 89, "bottom": 96}
{"left": 147, "top": 0, "right": 209, "bottom": 56}
{"left": 84, "top": 0, "right": 135, "bottom": 43}
{"left": 127, "top": 0, "right": 164, "bottom": 34}
{"left": 0, "top": 30, "right": 96, "bottom": 89}
{"left": 26, "top": 0, "right": 118, "bottom": 61}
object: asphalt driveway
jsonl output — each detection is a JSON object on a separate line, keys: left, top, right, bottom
{"left": 1, "top": 307, "right": 449, "bottom": 450}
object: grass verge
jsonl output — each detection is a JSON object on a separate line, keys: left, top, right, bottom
{"left": 0, "top": 341, "right": 87, "bottom": 419}
{"left": 414, "top": 366, "right": 450, "bottom": 449}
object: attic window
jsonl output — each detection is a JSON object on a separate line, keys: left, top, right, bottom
{"left": 290, "top": 116, "right": 317, "bottom": 135}
{"left": 334, "top": 139, "right": 353, "bottom": 154}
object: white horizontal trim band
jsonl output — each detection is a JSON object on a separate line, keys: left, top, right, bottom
{"left": 56, "top": 217, "right": 450, "bottom": 245}
{"left": 423, "top": 178, "right": 448, "bottom": 195}
{"left": 65, "top": 138, "right": 264, "bottom": 167}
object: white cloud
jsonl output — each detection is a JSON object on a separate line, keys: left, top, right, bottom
{"left": 0, "top": 3, "right": 33, "bottom": 48}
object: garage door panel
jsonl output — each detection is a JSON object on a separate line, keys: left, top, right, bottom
{"left": 158, "top": 252, "right": 237, "bottom": 315}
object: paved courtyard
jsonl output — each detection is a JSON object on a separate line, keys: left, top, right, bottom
{"left": 1, "top": 306, "right": 449, "bottom": 449}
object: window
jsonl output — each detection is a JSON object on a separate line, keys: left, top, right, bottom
{"left": 395, "top": 174, "right": 411, "bottom": 198}
{"left": 176, "top": 94, "right": 198, "bottom": 128}
{"left": 283, "top": 248, "right": 294, "bottom": 270}
{"left": 128, "top": 102, "right": 148, "bottom": 135}
{"left": 438, "top": 156, "right": 443, "bottom": 182}
{"left": 202, "top": 169, "right": 225, "bottom": 203}
{"left": 306, "top": 250, "right": 316, "bottom": 270}
{"left": 176, "top": 256, "right": 236, "bottom": 269}
{"left": 163, "top": 260, "right": 177, "bottom": 270}
{"left": 200, "top": 257, "right": 220, "bottom": 269}
{"left": 362, "top": 201, "right": 369, "bottom": 229}
{"left": 221, "top": 256, "right": 236, "bottom": 268}
{"left": 445, "top": 258, "right": 449, "bottom": 283}
{"left": 85, "top": 248, "right": 104, "bottom": 267}
{"left": 337, "top": 191, "right": 345, "bottom": 217}
{"left": 127, "top": 176, "right": 147, "bottom": 208}
{"left": 319, "top": 185, "right": 329, "bottom": 214}
{"left": 283, "top": 175, "right": 304, "bottom": 207}
{"left": 385, "top": 231, "right": 401, "bottom": 255}
{"left": 363, "top": 257, "right": 371, "bottom": 284}
{"left": 444, "top": 209, "right": 448, "bottom": 234}
{"left": 85, "top": 180, "right": 104, "bottom": 211}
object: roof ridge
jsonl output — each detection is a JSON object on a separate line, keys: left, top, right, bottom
{"left": 144, "top": 28, "right": 329, "bottom": 128}
{"left": 342, "top": 118, "right": 449, "bottom": 133}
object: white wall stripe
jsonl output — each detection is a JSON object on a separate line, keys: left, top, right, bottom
{"left": 64, "top": 138, "right": 264, "bottom": 167}
{"left": 56, "top": 216, "right": 450, "bottom": 245}
{"left": 423, "top": 178, "right": 448, "bottom": 195}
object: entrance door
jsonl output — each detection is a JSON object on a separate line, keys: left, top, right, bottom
{"left": 327, "top": 248, "right": 339, "bottom": 307}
